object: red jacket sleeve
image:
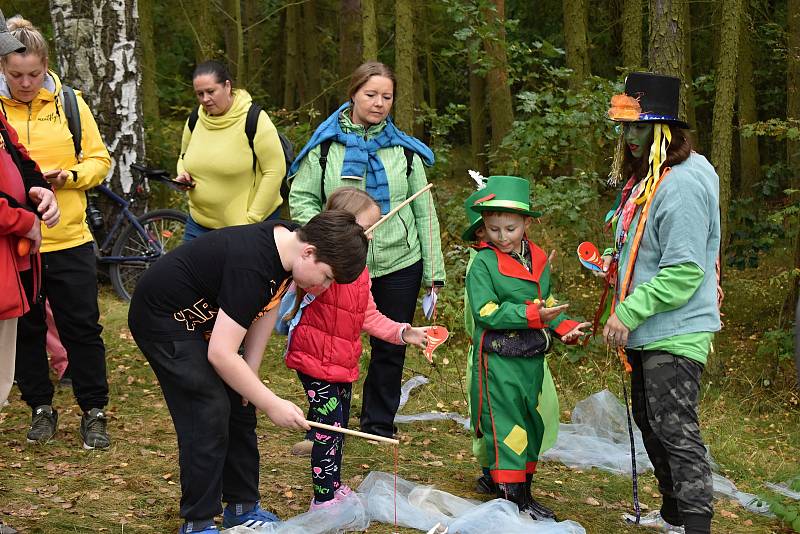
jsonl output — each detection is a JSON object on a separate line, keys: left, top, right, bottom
{"left": 0, "top": 197, "right": 36, "bottom": 237}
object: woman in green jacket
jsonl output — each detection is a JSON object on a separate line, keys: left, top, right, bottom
{"left": 289, "top": 62, "right": 445, "bottom": 440}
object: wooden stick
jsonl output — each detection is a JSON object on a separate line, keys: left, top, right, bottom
{"left": 365, "top": 183, "right": 433, "bottom": 235}
{"left": 307, "top": 420, "right": 400, "bottom": 445}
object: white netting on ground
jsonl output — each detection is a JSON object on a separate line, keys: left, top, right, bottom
{"left": 225, "top": 472, "right": 586, "bottom": 533}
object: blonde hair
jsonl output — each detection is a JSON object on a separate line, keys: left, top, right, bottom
{"left": 1, "top": 16, "right": 48, "bottom": 67}
{"left": 325, "top": 187, "right": 378, "bottom": 216}
{"left": 283, "top": 188, "right": 376, "bottom": 323}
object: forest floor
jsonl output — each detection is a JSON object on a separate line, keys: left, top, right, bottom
{"left": 1, "top": 197, "right": 799, "bottom": 533}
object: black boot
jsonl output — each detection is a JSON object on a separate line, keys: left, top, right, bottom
{"left": 476, "top": 472, "right": 496, "bottom": 494}
{"left": 496, "top": 482, "right": 528, "bottom": 505}
{"left": 522, "top": 474, "right": 557, "bottom": 521}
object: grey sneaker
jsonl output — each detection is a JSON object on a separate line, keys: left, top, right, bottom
{"left": 0, "top": 521, "right": 19, "bottom": 534}
{"left": 26, "top": 405, "right": 58, "bottom": 443}
{"left": 623, "top": 511, "right": 685, "bottom": 533}
{"left": 80, "top": 408, "right": 111, "bottom": 450}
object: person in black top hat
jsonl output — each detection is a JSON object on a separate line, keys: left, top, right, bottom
{"left": 598, "top": 72, "right": 720, "bottom": 534}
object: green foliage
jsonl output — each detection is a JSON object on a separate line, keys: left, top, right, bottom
{"left": 416, "top": 103, "right": 467, "bottom": 175}
{"left": 491, "top": 75, "right": 617, "bottom": 180}
{"left": 727, "top": 198, "right": 785, "bottom": 269}
{"left": 529, "top": 174, "right": 604, "bottom": 238}
{"left": 756, "top": 327, "right": 795, "bottom": 365}
{"left": 756, "top": 491, "right": 800, "bottom": 532}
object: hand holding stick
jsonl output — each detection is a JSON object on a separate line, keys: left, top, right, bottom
{"left": 364, "top": 183, "right": 433, "bottom": 236}
{"left": 306, "top": 420, "right": 400, "bottom": 445}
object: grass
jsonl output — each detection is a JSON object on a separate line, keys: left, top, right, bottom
{"left": 1, "top": 202, "right": 798, "bottom": 533}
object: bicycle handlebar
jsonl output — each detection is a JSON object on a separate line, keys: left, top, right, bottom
{"left": 130, "top": 163, "right": 171, "bottom": 181}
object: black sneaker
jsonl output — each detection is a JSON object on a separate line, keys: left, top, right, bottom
{"left": 80, "top": 408, "right": 111, "bottom": 450}
{"left": 476, "top": 473, "right": 496, "bottom": 494}
{"left": 26, "top": 405, "right": 58, "bottom": 443}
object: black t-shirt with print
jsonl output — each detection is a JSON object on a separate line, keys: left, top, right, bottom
{"left": 128, "top": 220, "right": 296, "bottom": 341}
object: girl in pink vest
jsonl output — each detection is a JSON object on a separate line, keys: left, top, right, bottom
{"left": 283, "top": 187, "right": 428, "bottom": 510}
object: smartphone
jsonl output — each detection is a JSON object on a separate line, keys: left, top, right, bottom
{"left": 169, "top": 178, "right": 195, "bottom": 189}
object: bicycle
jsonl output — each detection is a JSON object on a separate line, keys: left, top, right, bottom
{"left": 87, "top": 163, "right": 188, "bottom": 301}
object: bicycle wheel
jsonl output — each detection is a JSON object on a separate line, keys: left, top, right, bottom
{"left": 109, "top": 208, "right": 188, "bottom": 301}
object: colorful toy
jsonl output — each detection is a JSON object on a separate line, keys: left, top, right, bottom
{"left": 577, "top": 241, "right": 604, "bottom": 272}
{"left": 423, "top": 325, "right": 449, "bottom": 363}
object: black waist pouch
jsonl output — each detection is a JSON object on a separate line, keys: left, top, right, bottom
{"left": 482, "top": 328, "right": 551, "bottom": 358}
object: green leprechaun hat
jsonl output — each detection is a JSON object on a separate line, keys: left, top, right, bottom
{"left": 462, "top": 188, "right": 487, "bottom": 241}
{"left": 470, "top": 175, "right": 542, "bottom": 218}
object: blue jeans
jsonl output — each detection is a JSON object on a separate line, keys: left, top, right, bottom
{"left": 183, "top": 209, "right": 281, "bottom": 243}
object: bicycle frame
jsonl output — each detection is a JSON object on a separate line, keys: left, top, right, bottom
{"left": 92, "top": 184, "right": 164, "bottom": 265}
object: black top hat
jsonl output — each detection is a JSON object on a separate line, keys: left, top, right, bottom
{"left": 608, "top": 72, "right": 690, "bottom": 129}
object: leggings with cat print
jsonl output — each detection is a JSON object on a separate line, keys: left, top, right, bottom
{"left": 297, "top": 372, "right": 353, "bottom": 503}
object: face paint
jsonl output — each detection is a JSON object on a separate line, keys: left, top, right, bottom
{"left": 623, "top": 122, "right": 654, "bottom": 159}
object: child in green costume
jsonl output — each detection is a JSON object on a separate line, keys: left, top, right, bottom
{"left": 462, "top": 187, "right": 561, "bottom": 497}
{"left": 465, "top": 176, "right": 590, "bottom": 521}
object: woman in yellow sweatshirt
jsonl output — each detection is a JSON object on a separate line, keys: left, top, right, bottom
{"left": 0, "top": 16, "right": 112, "bottom": 449}
{"left": 177, "top": 60, "right": 286, "bottom": 241}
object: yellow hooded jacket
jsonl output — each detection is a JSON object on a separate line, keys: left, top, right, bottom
{"left": 178, "top": 89, "right": 285, "bottom": 228}
{"left": 0, "top": 71, "right": 111, "bottom": 252}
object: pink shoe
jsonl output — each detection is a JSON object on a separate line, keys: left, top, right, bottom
{"left": 334, "top": 484, "right": 353, "bottom": 500}
{"left": 309, "top": 498, "right": 339, "bottom": 512}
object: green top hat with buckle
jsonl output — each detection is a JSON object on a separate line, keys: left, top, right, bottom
{"left": 462, "top": 188, "right": 487, "bottom": 241}
{"left": 470, "top": 175, "right": 541, "bottom": 219}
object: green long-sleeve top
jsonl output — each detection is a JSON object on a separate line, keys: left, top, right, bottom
{"left": 288, "top": 112, "right": 445, "bottom": 286}
{"left": 466, "top": 241, "right": 581, "bottom": 348}
{"left": 615, "top": 262, "right": 713, "bottom": 364}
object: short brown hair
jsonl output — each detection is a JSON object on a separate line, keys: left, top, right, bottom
{"left": 347, "top": 61, "right": 396, "bottom": 101}
{"left": 325, "top": 187, "right": 378, "bottom": 217}
{"left": 297, "top": 210, "right": 367, "bottom": 284}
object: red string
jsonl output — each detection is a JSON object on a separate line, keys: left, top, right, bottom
{"left": 394, "top": 445, "right": 398, "bottom": 528}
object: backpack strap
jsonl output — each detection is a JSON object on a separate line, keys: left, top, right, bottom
{"left": 318, "top": 139, "right": 333, "bottom": 205}
{"left": 245, "top": 103, "right": 262, "bottom": 173}
{"left": 60, "top": 85, "right": 82, "bottom": 160}
{"left": 187, "top": 106, "right": 199, "bottom": 132}
{"left": 403, "top": 147, "right": 414, "bottom": 178}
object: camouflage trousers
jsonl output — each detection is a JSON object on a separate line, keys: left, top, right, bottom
{"left": 628, "top": 349, "right": 714, "bottom": 527}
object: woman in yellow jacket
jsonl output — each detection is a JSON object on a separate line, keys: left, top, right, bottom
{"left": 176, "top": 60, "right": 286, "bottom": 241}
{"left": 0, "top": 16, "right": 112, "bottom": 449}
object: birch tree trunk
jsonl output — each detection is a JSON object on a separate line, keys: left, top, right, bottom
{"left": 394, "top": 0, "right": 415, "bottom": 132}
{"left": 50, "top": 0, "right": 145, "bottom": 195}
{"left": 621, "top": 0, "right": 643, "bottom": 68}
{"left": 483, "top": 0, "right": 514, "bottom": 151}
{"left": 563, "top": 0, "right": 590, "bottom": 89}
{"left": 709, "top": 0, "right": 742, "bottom": 252}
{"left": 362, "top": 0, "right": 379, "bottom": 61}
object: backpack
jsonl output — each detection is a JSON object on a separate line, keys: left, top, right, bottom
{"left": 317, "top": 139, "right": 414, "bottom": 204}
{"left": 187, "top": 103, "right": 295, "bottom": 200}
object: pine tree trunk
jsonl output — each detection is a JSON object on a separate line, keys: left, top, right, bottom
{"left": 394, "top": 0, "right": 415, "bottom": 132}
{"left": 50, "top": 0, "right": 145, "bottom": 195}
{"left": 223, "top": 0, "right": 244, "bottom": 82}
{"left": 563, "top": 0, "right": 590, "bottom": 89}
{"left": 243, "top": 0, "right": 265, "bottom": 94}
{"left": 339, "top": 0, "right": 363, "bottom": 101}
{"left": 709, "top": 0, "right": 742, "bottom": 254}
{"left": 470, "top": 66, "right": 488, "bottom": 174}
{"left": 648, "top": 0, "right": 691, "bottom": 124}
{"left": 362, "top": 0, "right": 379, "bottom": 61}
{"left": 737, "top": 5, "right": 760, "bottom": 199}
{"left": 139, "top": 0, "right": 158, "bottom": 125}
{"left": 483, "top": 0, "right": 514, "bottom": 150}
{"left": 621, "top": 0, "right": 643, "bottom": 68}
{"left": 284, "top": 4, "right": 300, "bottom": 109}
{"left": 680, "top": 0, "right": 696, "bottom": 133}
{"left": 424, "top": 11, "right": 436, "bottom": 110}
{"left": 787, "top": 0, "right": 800, "bottom": 315}
{"left": 303, "top": 1, "right": 323, "bottom": 115}
{"left": 183, "top": 0, "right": 219, "bottom": 62}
